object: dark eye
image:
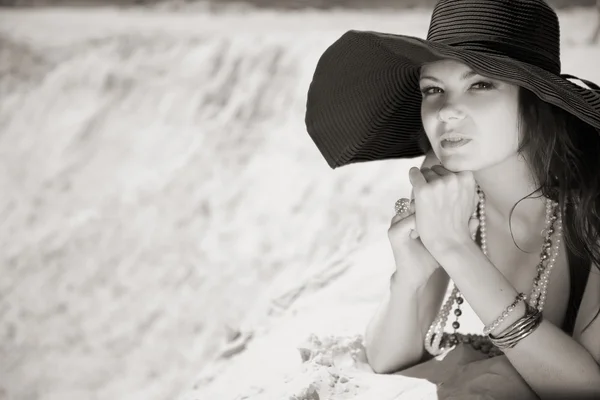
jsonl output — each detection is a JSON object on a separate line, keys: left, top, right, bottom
{"left": 471, "top": 81, "right": 495, "bottom": 90}
{"left": 420, "top": 86, "right": 443, "bottom": 96}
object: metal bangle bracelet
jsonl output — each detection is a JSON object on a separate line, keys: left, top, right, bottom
{"left": 490, "top": 312, "right": 540, "bottom": 341}
{"left": 490, "top": 315, "right": 543, "bottom": 350}
{"left": 489, "top": 304, "right": 539, "bottom": 338}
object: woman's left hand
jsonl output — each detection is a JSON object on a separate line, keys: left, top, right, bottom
{"left": 409, "top": 165, "right": 478, "bottom": 257}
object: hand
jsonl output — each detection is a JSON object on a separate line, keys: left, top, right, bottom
{"left": 388, "top": 203, "right": 440, "bottom": 289}
{"left": 409, "top": 165, "right": 479, "bottom": 257}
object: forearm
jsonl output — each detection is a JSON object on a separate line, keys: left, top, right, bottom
{"left": 365, "top": 281, "right": 425, "bottom": 374}
{"left": 366, "top": 150, "right": 445, "bottom": 373}
{"left": 509, "top": 321, "right": 600, "bottom": 399}
{"left": 365, "top": 270, "right": 446, "bottom": 373}
{"left": 436, "top": 241, "right": 600, "bottom": 399}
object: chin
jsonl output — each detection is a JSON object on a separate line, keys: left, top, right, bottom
{"left": 437, "top": 151, "right": 470, "bottom": 172}
{"left": 437, "top": 155, "right": 477, "bottom": 173}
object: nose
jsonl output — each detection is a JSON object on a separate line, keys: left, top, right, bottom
{"left": 437, "top": 102, "right": 466, "bottom": 122}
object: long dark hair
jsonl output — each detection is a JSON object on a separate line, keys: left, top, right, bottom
{"left": 517, "top": 87, "right": 600, "bottom": 273}
{"left": 418, "top": 87, "right": 600, "bottom": 272}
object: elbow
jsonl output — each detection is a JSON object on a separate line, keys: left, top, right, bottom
{"left": 364, "top": 338, "right": 426, "bottom": 374}
{"left": 364, "top": 343, "right": 399, "bottom": 374}
{"left": 371, "top": 363, "right": 395, "bottom": 375}
{"left": 364, "top": 332, "right": 387, "bottom": 374}
{"left": 366, "top": 355, "right": 389, "bottom": 374}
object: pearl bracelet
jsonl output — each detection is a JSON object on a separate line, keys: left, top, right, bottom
{"left": 483, "top": 292, "right": 527, "bottom": 335}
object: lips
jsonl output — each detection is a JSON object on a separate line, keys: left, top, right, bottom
{"left": 440, "top": 138, "right": 471, "bottom": 149}
{"left": 440, "top": 133, "right": 470, "bottom": 142}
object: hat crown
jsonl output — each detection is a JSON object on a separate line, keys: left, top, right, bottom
{"left": 427, "top": 0, "right": 561, "bottom": 74}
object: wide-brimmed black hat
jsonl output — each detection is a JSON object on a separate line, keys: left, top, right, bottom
{"left": 305, "top": 0, "right": 600, "bottom": 169}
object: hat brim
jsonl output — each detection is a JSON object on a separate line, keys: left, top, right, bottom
{"left": 305, "top": 30, "right": 600, "bottom": 169}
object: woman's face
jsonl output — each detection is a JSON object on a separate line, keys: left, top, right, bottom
{"left": 419, "top": 59, "right": 522, "bottom": 172}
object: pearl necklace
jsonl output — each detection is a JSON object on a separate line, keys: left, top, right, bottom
{"left": 424, "top": 187, "right": 563, "bottom": 357}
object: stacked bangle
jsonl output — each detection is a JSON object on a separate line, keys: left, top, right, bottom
{"left": 488, "top": 303, "right": 543, "bottom": 350}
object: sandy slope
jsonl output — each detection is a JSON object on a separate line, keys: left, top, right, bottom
{"left": 0, "top": 6, "right": 598, "bottom": 400}
{"left": 180, "top": 239, "right": 440, "bottom": 400}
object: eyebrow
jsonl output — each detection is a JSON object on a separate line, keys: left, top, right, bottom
{"left": 419, "top": 70, "right": 479, "bottom": 83}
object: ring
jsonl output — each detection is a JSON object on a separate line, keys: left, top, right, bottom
{"left": 395, "top": 198, "right": 411, "bottom": 216}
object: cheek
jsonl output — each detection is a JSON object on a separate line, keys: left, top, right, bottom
{"left": 477, "top": 103, "right": 520, "bottom": 150}
{"left": 420, "top": 103, "right": 438, "bottom": 136}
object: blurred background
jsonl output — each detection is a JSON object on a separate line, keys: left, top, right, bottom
{"left": 0, "top": 0, "right": 597, "bottom": 8}
{"left": 1, "top": 1, "right": 599, "bottom": 399}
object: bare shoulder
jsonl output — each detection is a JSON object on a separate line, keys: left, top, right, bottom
{"left": 574, "top": 266, "right": 600, "bottom": 361}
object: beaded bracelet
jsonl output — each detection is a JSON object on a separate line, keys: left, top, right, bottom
{"left": 483, "top": 292, "right": 527, "bottom": 335}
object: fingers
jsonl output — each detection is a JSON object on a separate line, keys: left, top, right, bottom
{"left": 391, "top": 198, "right": 419, "bottom": 240}
{"left": 430, "top": 164, "right": 453, "bottom": 176}
{"left": 397, "top": 165, "right": 444, "bottom": 238}
{"left": 409, "top": 228, "right": 420, "bottom": 240}
{"left": 389, "top": 212, "right": 418, "bottom": 242}
{"left": 420, "top": 168, "right": 439, "bottom": 183}
{"left": 391, "top": 200, "right": 415, "bottom": 224}
{"left": 402, "top": 165, "right": 481, "bottom": 241}
{"left": 408, "top": 167, "right": 428, "bottom": 191}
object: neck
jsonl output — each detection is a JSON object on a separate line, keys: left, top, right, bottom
{"left": 474, "top": 154, "right": 548, "bottom": 244}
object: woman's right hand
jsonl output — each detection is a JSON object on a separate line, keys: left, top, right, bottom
{"left": 388, "top": 200, "right": 441, "bottom": 289}
{"left": 388, "top": 189, "right": 480, "bottom": 289}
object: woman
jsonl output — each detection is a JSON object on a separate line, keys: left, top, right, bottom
{"left": 304, "top": 1, "right": 600, "bottom": 399}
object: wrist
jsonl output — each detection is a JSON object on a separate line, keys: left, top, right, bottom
{"left": 390, "top": 270, "right": 429, "bottom": 295}
{"left": 488, "top": 299, "right": 529, "bottom": 336}
{"left": 423, "top": 233, "right": 475, "bottom": 260}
